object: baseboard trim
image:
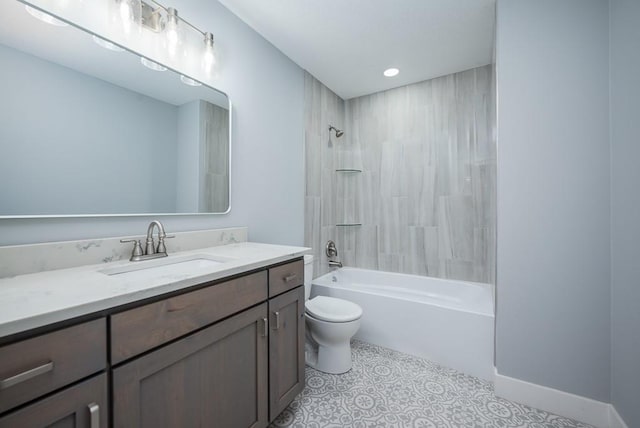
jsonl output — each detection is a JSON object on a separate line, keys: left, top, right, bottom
{"left": 493, "top": 368, "right": 612, "bottom": 428}
{"left": 609, "top": 405, "right": 629, "bottom": 428}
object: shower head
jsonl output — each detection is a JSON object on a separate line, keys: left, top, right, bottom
{"left": 329, "top": 125, "right": 344, "bottom": 138}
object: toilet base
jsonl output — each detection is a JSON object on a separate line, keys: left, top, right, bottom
{"left": 305, "top": 341, "right": 353, "bottom": 374}
{"left": 304, "top": 308, "right": 361, "bottom": 375}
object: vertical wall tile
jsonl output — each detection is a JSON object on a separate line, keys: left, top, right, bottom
{"left": 424, "top": 226, "right": 440, "bottom": 277}
{"left": 408, "top": 226, "right": 428, "bottom": 276}
{"left": 305, "top": 131, "right": 322, "bottom": 197}
{"left": 304, "top": 65, "right": 495, "bottom": 284}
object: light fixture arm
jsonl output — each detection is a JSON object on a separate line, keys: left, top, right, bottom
{"left": 144, "top": 0, "right": 210, "bottom": 37}
{"left": 140, "top": 0, "right": 213, "bottom": 41}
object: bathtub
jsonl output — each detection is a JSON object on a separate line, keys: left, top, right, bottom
{"left": 311, "top": 268, "right": 495, "bottom": 380}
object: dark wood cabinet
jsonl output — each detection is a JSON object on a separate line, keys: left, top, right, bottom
{"left": 268, "top": 287, "right": 305, "bottom": 420}
{"left": 113, "top": 303, "right": 269, "bottom": 428}
{"left": 0, "top": 373, "right": 108, "bottom": 428}
{"left": 0, "top": 257, "right": 305, "bottom": 428}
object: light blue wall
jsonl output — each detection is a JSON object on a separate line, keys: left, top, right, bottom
{"left": 496, "top": 0, "right": 611, "bottom": 401}
{"left": 0, "top": 0, "right": 305, "bottom": 246}
{"left": 610, "top": 0, "right": 640, "bottom": 425}
{"left": 0, "top": 43, "right": 178, "bottom": 215}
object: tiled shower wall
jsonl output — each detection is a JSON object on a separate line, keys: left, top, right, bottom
{"left": 304, "top": 65, "right": 496, "bottom": 283}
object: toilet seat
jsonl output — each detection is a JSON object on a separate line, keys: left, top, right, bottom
{"left": 305, "top": 296, "right": 363, "bottom": 323}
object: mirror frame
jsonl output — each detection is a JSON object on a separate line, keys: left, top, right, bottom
{"left": 0, "top": 1, "right": 232, "bottom": 218}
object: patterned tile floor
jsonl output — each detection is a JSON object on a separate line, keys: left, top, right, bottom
{"left": 271, "top": 341, "right": 593, "bottom": 428}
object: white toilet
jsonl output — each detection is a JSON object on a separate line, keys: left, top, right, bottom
{"left": 304, "top": 255, "right": 363, "bottom": 374}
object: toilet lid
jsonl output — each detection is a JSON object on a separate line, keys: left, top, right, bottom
{"left": 305, "top": 296, "right": 363, "bottom": 322}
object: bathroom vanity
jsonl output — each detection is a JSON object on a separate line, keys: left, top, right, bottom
{"left": 0, "top": 241, "right": 307, "bottom": 428}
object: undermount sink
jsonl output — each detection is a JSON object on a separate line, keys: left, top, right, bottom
{"left": 99, "top": 254, "right": 231, "bottom": 281}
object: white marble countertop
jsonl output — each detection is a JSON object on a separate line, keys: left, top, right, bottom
{"left": 0, "top": 242, "right": 309, "bottom": 338}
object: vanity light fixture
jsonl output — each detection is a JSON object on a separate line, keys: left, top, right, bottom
{"left": 25, "top": 5, "right": 68, "bottom": 27}
{"left": 122, "top": 0, "right": 218, "bottom": 74}
{"left": 180, "top": 75, "right": 202, "bottom": 87}
{"left": 93, "top": 35, "right": 125, "bottom": 52}
{"left": 383, "top": 68, "right": 400, "bottom": 77}
{"left": 140, "top": 56, "right": 167, "bottom": 71}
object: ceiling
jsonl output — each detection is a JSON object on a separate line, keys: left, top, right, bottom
{"left": 218, "top": 0, "right": 496, "bottom": 100}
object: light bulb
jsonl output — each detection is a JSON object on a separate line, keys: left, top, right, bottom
{"left": 25, "top": 5, "right": 68, "bottom": 27}
{"left": 202, "top": 33, "right": 216, "bottom": 73}
{"left": 119, "top": 1, "right": 132, "bottom": 21}
{"left": 167, "top": 29, "right": 178, "bottom": 53}
{"left": 119, "top": 1, "right": 132, "bottom": 33}
{"left": 165, "top": 8, "right": 180, "bottom": 57}
{"left": 112, "top": 0, "right": 141, "bottom": 36}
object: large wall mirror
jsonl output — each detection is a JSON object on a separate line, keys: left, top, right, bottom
{"left": 0, "top": 1, "right": 231, "bottom": 216}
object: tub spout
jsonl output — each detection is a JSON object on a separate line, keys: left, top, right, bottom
{"left": 328, "top": 260, "right": 343, "bottom": 268}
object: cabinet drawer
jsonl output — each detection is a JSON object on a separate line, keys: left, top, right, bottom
{"left": 0, "top": 373, "right": 108, "bottom": 428}
{"left": 0, "top": 318, "right": 106, "bottom": 414}
{"left": 111, "top": 270, "right": 268, "bottom": 364}
{"left": 269, "top": 259, "right": 304, "bottom": 297}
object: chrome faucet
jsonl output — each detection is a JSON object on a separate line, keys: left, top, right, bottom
{"left": 120, "top": 220, "right": 174, "bottom": 261}
{"left": 328, "top": 260, "right": 343, "bottom": 268}
{"left": 145, "top": 220, "right": 167, "bottom": 255}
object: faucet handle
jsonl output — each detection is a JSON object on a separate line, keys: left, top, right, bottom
{"left": 120, "top": 239, "right": 143, "bottom": 260}
{"left": 156, "top": 235, "right": 175, "bottom": 254}
{"left": 325, "top": 240, "right": 338, "bottom": 258}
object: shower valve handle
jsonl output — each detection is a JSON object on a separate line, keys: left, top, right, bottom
{"left": 326, "top": 240, "right": 338, "bottom": 258}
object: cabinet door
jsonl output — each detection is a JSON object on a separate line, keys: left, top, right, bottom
{"left": 268, "top": 286, "right": 305, "bottom": 420}
{"left": 0, "top": 373, "right": 107, "bottom": 428}
{"left": 113, "top": 303, "right": 269, "bottom": 428}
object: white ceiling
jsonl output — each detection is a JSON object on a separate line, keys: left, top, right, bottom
{"left": 218, "top": 0, "right": 496, "bottom": 99}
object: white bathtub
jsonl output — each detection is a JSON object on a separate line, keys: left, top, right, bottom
{"left": 311, "top": 268, "right": 495, "bottom": 380}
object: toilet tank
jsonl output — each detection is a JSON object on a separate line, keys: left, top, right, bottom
{"left": 304, "top": 254, "right": 314, "bottom": 301}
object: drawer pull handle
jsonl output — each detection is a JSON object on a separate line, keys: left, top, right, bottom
{"left": 274, "top": 311, "right": 280, "bottom": 330}
{"left": 283, "top": 274, "right": 297, "bottom": 283}
{"left": 167, "top": 302, "right": 193, "bottom": 312}
{"left": 262, "top": 317, "right": 268, "bottom": 337}
{"left": 0, "top": 361, "right": 54, "bottom": 390}
{"left": 88, "top": 402, "right": 100, "bottom": 428}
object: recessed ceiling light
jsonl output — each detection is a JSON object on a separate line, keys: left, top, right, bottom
{"left": 383, "top": 68, "right": 400, "bottom": 77}
{"left": 140, "top": 57, "right": 167, "bottom": 72}
{"left": 93, "top": 35, "right": 124, "bottom": 52}
{"left": 180, "top": 75, "right": 202, "bottom": 87}
{"left": 25, "top": 5, "right": 68, "bottom": 27}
